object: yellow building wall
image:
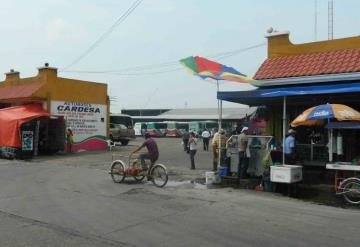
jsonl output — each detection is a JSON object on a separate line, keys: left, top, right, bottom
{"left": 267, "top": 33, "right": 360, "bottom": 58}
{"left": 30, "top": 68, "right": 107, "bottom": 105}
{"left": 0, "top": 68, "right": 107, "bottom": 106}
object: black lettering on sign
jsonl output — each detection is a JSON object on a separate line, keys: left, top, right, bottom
{"left": 57, "top": 103, "right": 101, "bottom": 114}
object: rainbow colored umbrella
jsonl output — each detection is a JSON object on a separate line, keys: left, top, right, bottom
{"left": 180, "top": 56, "right": 253, "bottom": 83}
{"left": 291, "top": 104, "right": 360, "bottom": 127}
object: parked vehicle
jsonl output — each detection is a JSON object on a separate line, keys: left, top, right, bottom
{"left": 109, "top": 123, "right": 135, "bottom": 145}
{"left": 109, "top": 114, "right": 135, "bottom": 145}
{"left": 165, "top": 121, "right": 188, "bottom": 137}
{"left": 134, "top": 122, "right": 147, "bottom": 136}
{"left": 189, "top": 121, "right": 219, "bottom": 136}
{"left": 146, "top": 122, "right": 166, "bottom": 137}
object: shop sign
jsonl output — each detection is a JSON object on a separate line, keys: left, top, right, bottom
{"left": 50, "top": 101, "right": 107, "bottom": 143}
{"left": 22, "top": 131, "right": 34, "bottom": 151}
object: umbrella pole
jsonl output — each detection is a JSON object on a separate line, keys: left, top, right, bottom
{"left": 218, "top": 100, "right": 223, "bottom": 169}
{"left": 329, "top": 128, "right": 333, "bottom": 162}
{"left": 282, "top": 96, "right": 286, "bottom": 164}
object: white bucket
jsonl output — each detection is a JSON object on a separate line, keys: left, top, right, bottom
{"left": 205, "top": 171, "right": 220, "bottom": 185}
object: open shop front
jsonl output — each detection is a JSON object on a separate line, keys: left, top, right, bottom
{"left": 217, "top": 81, "right": 360, "bottom": 186}
{"left": 0, "top": 104, "right": 65, "bottom": 159}
{"left": 323, "top": 122, "right": 360, "bottom": 196}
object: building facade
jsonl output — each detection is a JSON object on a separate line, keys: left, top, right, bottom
{"left": 0, "top": 64, "right": 109, "bottom": 151}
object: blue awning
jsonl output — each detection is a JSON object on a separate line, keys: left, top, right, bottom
{"left": 217, "top": 81, "right": 360, "bottom": 105}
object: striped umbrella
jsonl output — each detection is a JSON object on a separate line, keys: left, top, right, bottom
{"left": 291, "top": 104, "right": 360, "bottom": 127}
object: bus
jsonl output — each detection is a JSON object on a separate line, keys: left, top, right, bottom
{"left": 134, "top": 122, "right": 147, "bottom": 136}
{"left": 204, "top": 120, "right": 218, "bottom": 132}
{"left": 146, "top": 122, "right": 167, "bottom": 137}
{"left": 189, "top": 121, "right": 218, "bottom": 135}
{"left": 165, "top": 121, "right": 189, "bottom": 137}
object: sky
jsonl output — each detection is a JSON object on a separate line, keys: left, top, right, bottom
{"left": 1, "top": 0, "right": 360, "bottom": 113}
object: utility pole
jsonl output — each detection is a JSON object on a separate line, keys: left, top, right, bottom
{"left": 314, "top": 0, "right": 318, "bottom": 41}
{"left": 328, "top": 0, "right": 334, "bottom": 40}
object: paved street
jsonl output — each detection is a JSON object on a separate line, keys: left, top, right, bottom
{"left": 0, "top": 138, "right": 359, "bottom": 246}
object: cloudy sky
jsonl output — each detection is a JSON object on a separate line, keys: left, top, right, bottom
{"left": 1, "top": 0, "right": 360, "bottom": 112}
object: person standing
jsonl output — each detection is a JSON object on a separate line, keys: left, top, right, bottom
{"left": 66, "top": 128, "right": 74, "bottom": 153}
{"left": 188, "top": 132, "right": 197, "bottom": 170}
{"left": 182, "top": 131, "right": 190, "bottom": 153}
{"left": 212, "top": 129, "right": 226, "bottom": 171}
{"left": 201, "top": 128, "right": 211, "bottom": 151}
{"left": 211, "top": 128, "right": 219, "bottom": 171}
{"left": 237, "top": 127, "right": 249, "bottom": 178}
{"left": 284, "top": 129, "right": 296, "bottom": 164}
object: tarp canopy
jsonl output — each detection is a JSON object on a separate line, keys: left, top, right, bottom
{"left": 0, "top": 104, "right": 49, "bottom": 148}
{"left": 217, "top": 81, "right": 360, "bottom": 105}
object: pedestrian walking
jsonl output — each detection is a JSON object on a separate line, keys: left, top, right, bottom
{"left": 182, "top": 131, "right": 190, "bottom": 153}
{"left": 201, "top": 128, "right": 211, "bottom": 151}
{"left": 188, "top": 132, "right": 197, "bottom": 169}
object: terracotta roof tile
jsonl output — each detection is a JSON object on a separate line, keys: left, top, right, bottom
{"left": 254, "top": 48, "right": 360, "bottom": 80}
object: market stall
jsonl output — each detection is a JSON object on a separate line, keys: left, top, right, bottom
{"left": 324, "top": 121, "right": 360, "bottom": 192}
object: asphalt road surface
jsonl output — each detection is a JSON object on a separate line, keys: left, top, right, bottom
{"left": 0, "top": 138, "right": 358, "bottom": 246}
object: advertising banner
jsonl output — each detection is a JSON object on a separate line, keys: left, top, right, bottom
{"left": 51, "top": 101, "right": 107, "bottom": 150}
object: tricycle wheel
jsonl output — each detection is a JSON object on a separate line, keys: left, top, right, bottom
{"left": 150, "top": 164, "right": 168, "bottom": 188}
{"left": 340, "top": 178, "right": 360, "bottom": 205}
{"left": 110, "top": 161, "right": 126, "bottom": 183}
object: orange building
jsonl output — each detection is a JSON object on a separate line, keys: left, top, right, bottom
{"left": 0, "top": 64, "right": 109, "bottom": 153}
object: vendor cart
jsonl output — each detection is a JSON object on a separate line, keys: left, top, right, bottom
{"left": 326, "top": 163, "right": 360, "bottom": 191}
{"left": 326, "top": 163, "right": 360, "bottom": 204}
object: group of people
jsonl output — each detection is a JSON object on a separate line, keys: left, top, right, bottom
{"left": 181, "top": 127, "right": 251, "bottom": 177}
{"left": 182, "top": 129, "right": 212, "bottom": 153}
{"left": 181, "top": 131, "right": 202, "bottom": 170}
{"left": 129, "top": 126, "right": 298, "bottom": 179}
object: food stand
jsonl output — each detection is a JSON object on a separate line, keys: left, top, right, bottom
{"left": 325, "top": 121, "right": 360, "bottom": 192}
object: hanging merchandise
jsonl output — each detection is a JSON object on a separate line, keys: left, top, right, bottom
{"left": 336, "top": 132, "right": 343, "bottom": 156}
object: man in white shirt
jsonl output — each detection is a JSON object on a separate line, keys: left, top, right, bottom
{"left": 201, "top": 128, "right": 211, "bottom": 151}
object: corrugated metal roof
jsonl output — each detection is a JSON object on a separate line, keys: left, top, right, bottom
{"left": 156, "top": 107, "right": 256, "bottom": 120}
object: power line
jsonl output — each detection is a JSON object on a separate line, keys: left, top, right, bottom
{"left": 209, "top": 42, "right": 266, "bottom": 60}
{"left": 60, "top": 42, "right": 266, "bottom": 76}
{"left": 62, "top": 0, "right": 143, "bottom": 70}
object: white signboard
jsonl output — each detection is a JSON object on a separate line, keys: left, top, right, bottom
{"left": 50, "top": 101, "right": 107, "bottom": 144}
